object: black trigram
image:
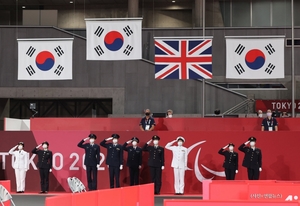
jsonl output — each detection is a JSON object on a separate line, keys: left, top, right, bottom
{"left": 265, "top": 63, "right": 275, "bottom": 74}
{"left": 123, "top": 45, "right": 133, "bottom": 56}
{"left": 234, "top": 44, "right": 245, "bottom": 55}
{"left": 54, "top": 46, "right": 64, "bottom": 57}
{"left": 54, "top": 65, "right": 64, "bottom": 76}
{"left": 94, "top": 26, "right": 104, "bottom": 37}
{"left": 94, "top": 45, "right": 104, "bottom": 56}
{"left": 265, "top": 44, "right": 275, "bottom": 55}
{"left": 123, "top": 25, "right": 133, "bottom": 37}
{"left": 26, "top": 46, "right": 36, "bottom": 57}
{"left": 25, "top": 65, "right": 35, "bottom": 76}
{"left": 234, "top": 63, "right": 245, "bottom": 75}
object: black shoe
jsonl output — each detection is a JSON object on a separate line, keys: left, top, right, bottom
{"left": 22, "top": 191, "right": 24, "bottom": 193}
{"left": 17, "top": 191, "right": 22, "bottom": 193}
{"left": 154, "top": 192, "right": 160, "bottom": 195}
{"left": 180, "top": 193, "right": 184, "bottom": 195}
{"left": 175, "top": 193, "right": 179, "bottom": 195}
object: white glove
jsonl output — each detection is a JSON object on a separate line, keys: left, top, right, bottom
{"left": 49, "top": 169, "right": 52, "bottom": 172}
{"left": 235, "top": 170, "right": 238, "bottom": 174}
{"left": 97, "top": 164, "right": 100, "bottom": 168}
{"left": 259, "top": 167, "right": 262, "bottom": 172}
{"left": 120, "top": 165, "right": 123, "bottom": 170}
{"left": 126, "top": 140, "right": 132, "bottom": 144}
{"left": 185, "top": 166, "right": 188, "bottom": 171}
{"left": 161, "top": 166, "right": 165, "bottom": 170}
{"left": 244, "top": 141, "right": 250, "bottom": 145}
{"left": 106, "top": 137, "right": 113, "bottom": 141}
{"left": 107, "top": 165, "right": 109, "bottom": 168}
{"left": 36, "top": 144, "right": 42, "bottom": 148}
{"left": 223, "top": 145, "right": 229, "bottom": 149}
{"left": 147, "top": 139, "right": 152, "bottom": 144}
{"left": 84, "top": 137, "right": 89, "bottom": 141}
{"left": 139, "top": 165, "right": 142, "bottom": 169}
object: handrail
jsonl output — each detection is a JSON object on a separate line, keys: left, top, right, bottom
{"left": 223, "top": 98, "right": 255, "bottom": 115}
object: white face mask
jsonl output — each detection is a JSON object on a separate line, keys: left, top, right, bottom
{"left": 168, "top": 115, "right": 172, "bottom": 118}
{"left": 229, "top": 146, "right": 234, "bottom": 151}
{"left": 258, "top": 114, "right": 263, "bottom": 118}
{"left": 18, "top": 145, "right": 23, "bottom": 150}
{"left": 113, "top": 139, "right": 118, "bottom": 144}
{"left": 267, "top": 112, "right": 272, "bottom": 117}
{"left": 177, "top": 141, "right": 183, "bottom": 146}
{"left": 153, "top": 140, "right": 159, "bottom": 145}
{"left": 89, "top": 139, "right": 95, "bottom": 143}
{"left": 42, "top": 144, "right": 48, "bottom": 149}
{"left": 250, "top": 142, "right": 255, "bottom": 147}
{"left": 132, "top": 141, "right": 137, "bottom": 146}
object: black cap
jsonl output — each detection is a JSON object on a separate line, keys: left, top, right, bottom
{"left": 89, "top": 133, "right": 97, "bottom": 139}
{"left": 152, "top": 135, "right": 160, "bottom": 141}
{"left": 18, "top": 142, "right": 24, "bottom": 147}
{"left": 248, "top": 136, "right": 257, "bottom": 142}
{"left": 228, "top": 143, "right": 235, "bottom": 147}
{"left": 111, "top": 134, "right": 120, "bottom": 139}
{"left": 131, "top": 137, "right": 139, "bottom": 143}
{"left": 42, "top": 141, "right": 49, "bottom": 146}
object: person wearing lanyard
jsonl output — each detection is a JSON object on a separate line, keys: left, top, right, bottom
{"left": 139, "top": 109, "right": 156, "bottom": 131}
{"left": 261, "top": 109, "right": 278, "bottom": 131}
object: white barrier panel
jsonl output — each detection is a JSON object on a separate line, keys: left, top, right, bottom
{"left": 4, "top": 118, "right": 30, "bottom": 131}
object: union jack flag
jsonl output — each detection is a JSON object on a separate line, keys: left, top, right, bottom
{"left": 154, "top": 39, "right": 213, "bottom": 79}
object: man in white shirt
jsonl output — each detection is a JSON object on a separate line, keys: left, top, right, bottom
{"left": 165, "top": 136, "right": 188, "bottom": 195}
{"left": 9, "top": 142, "right": 29, "bottom": 193}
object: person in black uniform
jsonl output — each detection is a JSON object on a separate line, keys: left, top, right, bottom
{"left": 123, "top": 137, "right": 142, "bottom": 186}
{"left": 218, "top": 143, "right": 238, "bottom": 180}
{"left": 238, "top": 137, "right": 262, "bottom": 180}
{"left": 77, "top": 133, "right": 100, "bottom": 191}
{"left": 143, "top": 135, "right": 165, "bottom": 195}
{"left": 100, "top": 134, "right": 123, "bottom": 188}
{"left": 32, "top": 141, "right": 53, "bottom": 194}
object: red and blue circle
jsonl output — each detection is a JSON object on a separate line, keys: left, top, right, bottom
{"left": 245, "top": 49, "right": 265, "bottom": 70}
{"left": 104, "top": 31, "right": 124, "bottom": 51}
{"left": 35, "top": 51, "right": 55, "bottom": 71}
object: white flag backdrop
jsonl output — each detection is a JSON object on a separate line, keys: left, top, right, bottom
{"left": 226, "top": 37, "right": 284, "bottom": 79}
{"left": 86, "top": 18, "right": 142, "bottom": 60}
{"left": 18, "top": 38, "right": 73, "bottom": 80}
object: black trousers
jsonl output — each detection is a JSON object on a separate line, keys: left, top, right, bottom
{"left": 129, "top": 166, "right": 139, "bottom": 186}
{"left": 225, "top": 168, "right": 236, "bottom": 180}
{"left": 150, "top": 167, "right": 162, "bottom": 194}
{"left": 86, "top": 166, "right": 98, "bottom": 190}
{"left": 39, "top": 168, "right": 49, "bottom": 192}
{"left": 109, "top": 166, "right": 120, "bottom": 188}
{"left": 247, "top": 168, "right": 260, "bottom": 180}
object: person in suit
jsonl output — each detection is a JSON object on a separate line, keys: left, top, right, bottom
{"left": 123, "top": 137, "right": 142, "bottom": 186}
{"left": 238, "top": 137, "right": 262, "bottom": 180}
{"left": 77, "top": 133, "right": 100, "bottom": 191}
{"left": 218, "top": 143, "right": 238, "bottom": 180}
{"left": 32, "top": 141, "right": 52, "bottom": 193}
{"left": 143, "top": 135, "right": 165, "bottom": 195}
{"left": 100, "top": 134, "right": 123, "bottom": 188}
{"left": 9, "top": 142, "right": 29, "bottom": 193}
{"left": 165, "top": 136, "right": 188, "bottom": 195}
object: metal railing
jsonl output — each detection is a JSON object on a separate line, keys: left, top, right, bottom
{"left": 222, "top": 98, "right": 255, "bottom": 115}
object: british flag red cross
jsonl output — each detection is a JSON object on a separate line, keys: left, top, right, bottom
{"left": 154, "top": 39, "right": 212, "bottom": 79}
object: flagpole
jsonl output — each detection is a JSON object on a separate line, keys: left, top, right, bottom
{"left": 202, "top": 0, "right": 206, "bottom": 117}
{"left": 291, "top": 0, "right": 295, "bottom": 117}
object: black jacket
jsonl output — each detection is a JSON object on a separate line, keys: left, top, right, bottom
{"left": 142, "top": 144, "right": 164, "bottom": 168}
{"left": 238, "top": 144, "right": 262, "bottom": 169}
{"left": 218, "top": 148, "right": 238, "bottom": 170}
{"left": 77, "top": 140, "right": 100, "bottom": 166}
{"left": 100, "top": 140, "right": 123, "bottom": 167}
{"left": 123, "top": 143, "right": 142, "bottom": 167}
{"left": 32, "top": 148, "right": 53, "bottom": 169}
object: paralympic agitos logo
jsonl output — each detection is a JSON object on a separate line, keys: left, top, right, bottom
{"left": 187, "top": 140, "right": 225, "bottom": 181}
